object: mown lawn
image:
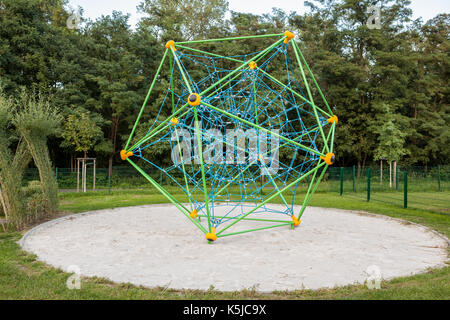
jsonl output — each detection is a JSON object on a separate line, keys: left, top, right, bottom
{"left": 0, "top": 189, "right": 448, "bottom": 300}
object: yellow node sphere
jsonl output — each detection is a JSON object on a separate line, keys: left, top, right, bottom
{"left": 165, "top": 40, "right": 176, "bottom": 51}
{"left": 190, "top": 209, "right": 198, "bottom": 219}
{"left": 205, "top": 227, "right": 217, "bottom": 241}
{"left": 327, "top": 115, "right": 338, "bottom": 124}
{"left": 120, "top": 150, "right": 133, "bottom": 161}
{"left": 284, "top": 30, "right": 295, "bottom": 43}
{"left": 187, "top": 93, "right": 201, "bottom": 106}
{"left": 320, "top": 153, "right": 335, "bottom": 165}
{"left": 291, "top": 215, "right": 301, "bottom": 227}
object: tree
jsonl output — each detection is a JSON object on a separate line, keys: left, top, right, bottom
{"left": 83, "top": 12, "right": 142, "bottom": 173}
{"left": 0, "top": 0, "right": 448, "bottom": 171}
{"left": 0, "top": 0, "right": 87, "bottom": 170}
{"left": 0, "top": 90, "right": 28, "bottom": 227}
{"left": 0, "top": 0, "right": 70, "bottom": 93}
{"left": 0, "top": 88, "right": 61, "bottom": 228}
{"left": 404, "top": 14, "right": 450, "bottom": 167}
{"left": 61, "top": 108, "right": 105, "bottom": 158}
{"left": 13, "top": 91, "right": 63, "bottom": 212}
{"left": 289, "top": 0, "right": 421, "bottom": 171}
{"left": 138, "top": 0, "right": 228, "bottom": 41}
{"left": 373, "top": 105, "right": 409, "bottom": 187}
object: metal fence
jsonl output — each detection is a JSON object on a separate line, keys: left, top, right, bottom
{"left": 325, "top": 165, "right": 449, "bottom": 213}
{"left": 23, "top": 164, "right": 449, "bottom": 213}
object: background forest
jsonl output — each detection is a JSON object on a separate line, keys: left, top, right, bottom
{"left": 0, "top": 0, "right": 448, "bottom": 175}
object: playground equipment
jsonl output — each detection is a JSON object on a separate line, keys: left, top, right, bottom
{"left": 122, "top": 31, "right": 337, "bottom": 242}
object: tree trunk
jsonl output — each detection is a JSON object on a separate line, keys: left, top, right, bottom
{"left": 0, "top": 170, "right": 25, "bottom": 228}
{"left": 362, "top": 152, "right": 367, "bottom": 171}
{"left": 12, "top": 138, "right": 32, "bottom": 181}
{"left": 108, "top": 156, "right": 113, "bottom": 179}
{"left": 357, "top": 160, "right": 361, "bottom": 178}
{"left": 0, "top": 142, "right": 28, "bottom": 228}
{"left": 0, "top": 188, "right": 7, "bottom": 217}
{"left": 22, "top": 135, "right": 58, "bottom": 213}
{"left": 109, "top": 116, "right": 120, "bottom": 179}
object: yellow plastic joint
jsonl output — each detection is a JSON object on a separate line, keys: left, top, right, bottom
{"left": 320, "top": 153, "right": 335, "bottom": 165}
{"left": 205, "top": 227, "right": 217, "bottom": 241}
{"left": 120, "top": 150, "right": 133, "bottom": 161}
{"left": 189, "top": 209, "right": 198, "bottom": 219}
{"left": 291, "top": 215, "right": 301, "bottom": 227}
{"left": 249, "top": 61, "right": 257, "bottom": 70}
{"left": 284, "top": 30, "right": 295, "bottom": 44}
{"left": 170, "top": 117, "right": 179, "bottom": 126}
{"left": 187, "top": 93, "right": 201, "bottom": 106}
{"left": 327, "top": 115, "right": 338, "bottom": 124}
{"left": 165, "top": 40, "right": 176, "bottom": 51}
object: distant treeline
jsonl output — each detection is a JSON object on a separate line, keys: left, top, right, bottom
{"left": 0, "top": 0, "right": 448, "bottom": 172}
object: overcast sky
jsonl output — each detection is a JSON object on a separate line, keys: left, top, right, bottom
{"left": 67, "top": 0, "right": 450, "bottom": 28}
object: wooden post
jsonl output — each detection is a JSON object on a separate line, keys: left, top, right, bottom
{"left": 389, "top": 161, "right": 392, "bottom": 188}
{"left": 77, "top": 158, "right": 80, "bottom": 192}
{"left": 380, "top": 160, "right": 382, "bottom": 184}
{"left": 93, "top": 159, "right": 96, "bottom": 191}
{"left": 352, "top": 165, "right": 356, "bottom": 192}
{"left": 83, "top": 159, "right": 87, "bottom": 193}
{"left": 108, "top": 166, "right": 112, "bottom": 195}
{"left": 403, "top": 171, "right": 408, "bottom": 208}
{"left": 438, "top": 165, "right": 441, "bottom": 192}
{"left": 396, "top": 164, "right": 399, "bottom": 191}
{"left": 393, "top": 161, "right": 397, "bottom": 190}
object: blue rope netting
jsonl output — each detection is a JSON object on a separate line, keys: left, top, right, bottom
{"left": 132, "top": 42, "right": 328, "bottom": 229}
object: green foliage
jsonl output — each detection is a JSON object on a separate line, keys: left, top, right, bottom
{"left": 21, "top": 180, "right": 50, "bottom": 224}
{"left": 0, "top": 92, "right": 51, "bottom": 227}
{"left": 287, "top": 1, "right": 449, "bottom": 167}
{"left": 0, "top": 87, "right": 61, "bottom": 229}
{"left": 61, "top": 108, "right": 105, "bottom": 157}
{"left": 373, "top": 104, "right": 409, "bottom": 162}
{"left": 0, "top": 90, "right": 25, "bottom": 227}
{"left": 83, "top": 12, "right": 146, "bottom": 168}
{"left": 0, "top": 0, "right": 448, "bottom": 171}
{"left": 0, "top": 89, "right": 14, "bottom": 147}
{"left": 13, "top": 91, "right": 62, "bottom": 138}
{"left": 138, "top": 0, "right": 229, "bottom": 41}
{"left": 0, "top": 0, "right": 69, "bottom": 93}
{"left": 13, "top": 92, "right": 62, "bottom": 213}
{"left": 373, "top": 119, "right": 407, "bottom": 162}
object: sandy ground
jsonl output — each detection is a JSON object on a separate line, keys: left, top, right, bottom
{"left": 20, "top": 204, "right": 448, "bottom": 292}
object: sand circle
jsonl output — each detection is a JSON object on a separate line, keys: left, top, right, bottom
{"left": 20, "top": 204, "right": 448, "bottom": 291}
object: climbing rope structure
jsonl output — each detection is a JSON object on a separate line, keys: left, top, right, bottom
{"left": 122, "top": 31, "right": 337, "bottom": 242}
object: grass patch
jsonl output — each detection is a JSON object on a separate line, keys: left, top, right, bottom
{"left": 0, "top": 189, "right": 448, "bottom": 300}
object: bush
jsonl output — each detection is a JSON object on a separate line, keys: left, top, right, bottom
{"left": 22, "top": 181, "right": 50, "bottom": 225}
{"left": 0, "top": 89, "right": 61, "bottom": 230}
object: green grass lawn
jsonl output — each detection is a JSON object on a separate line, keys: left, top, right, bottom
{"left": 0, "top": 189, "right": 449, "bottom": 299}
